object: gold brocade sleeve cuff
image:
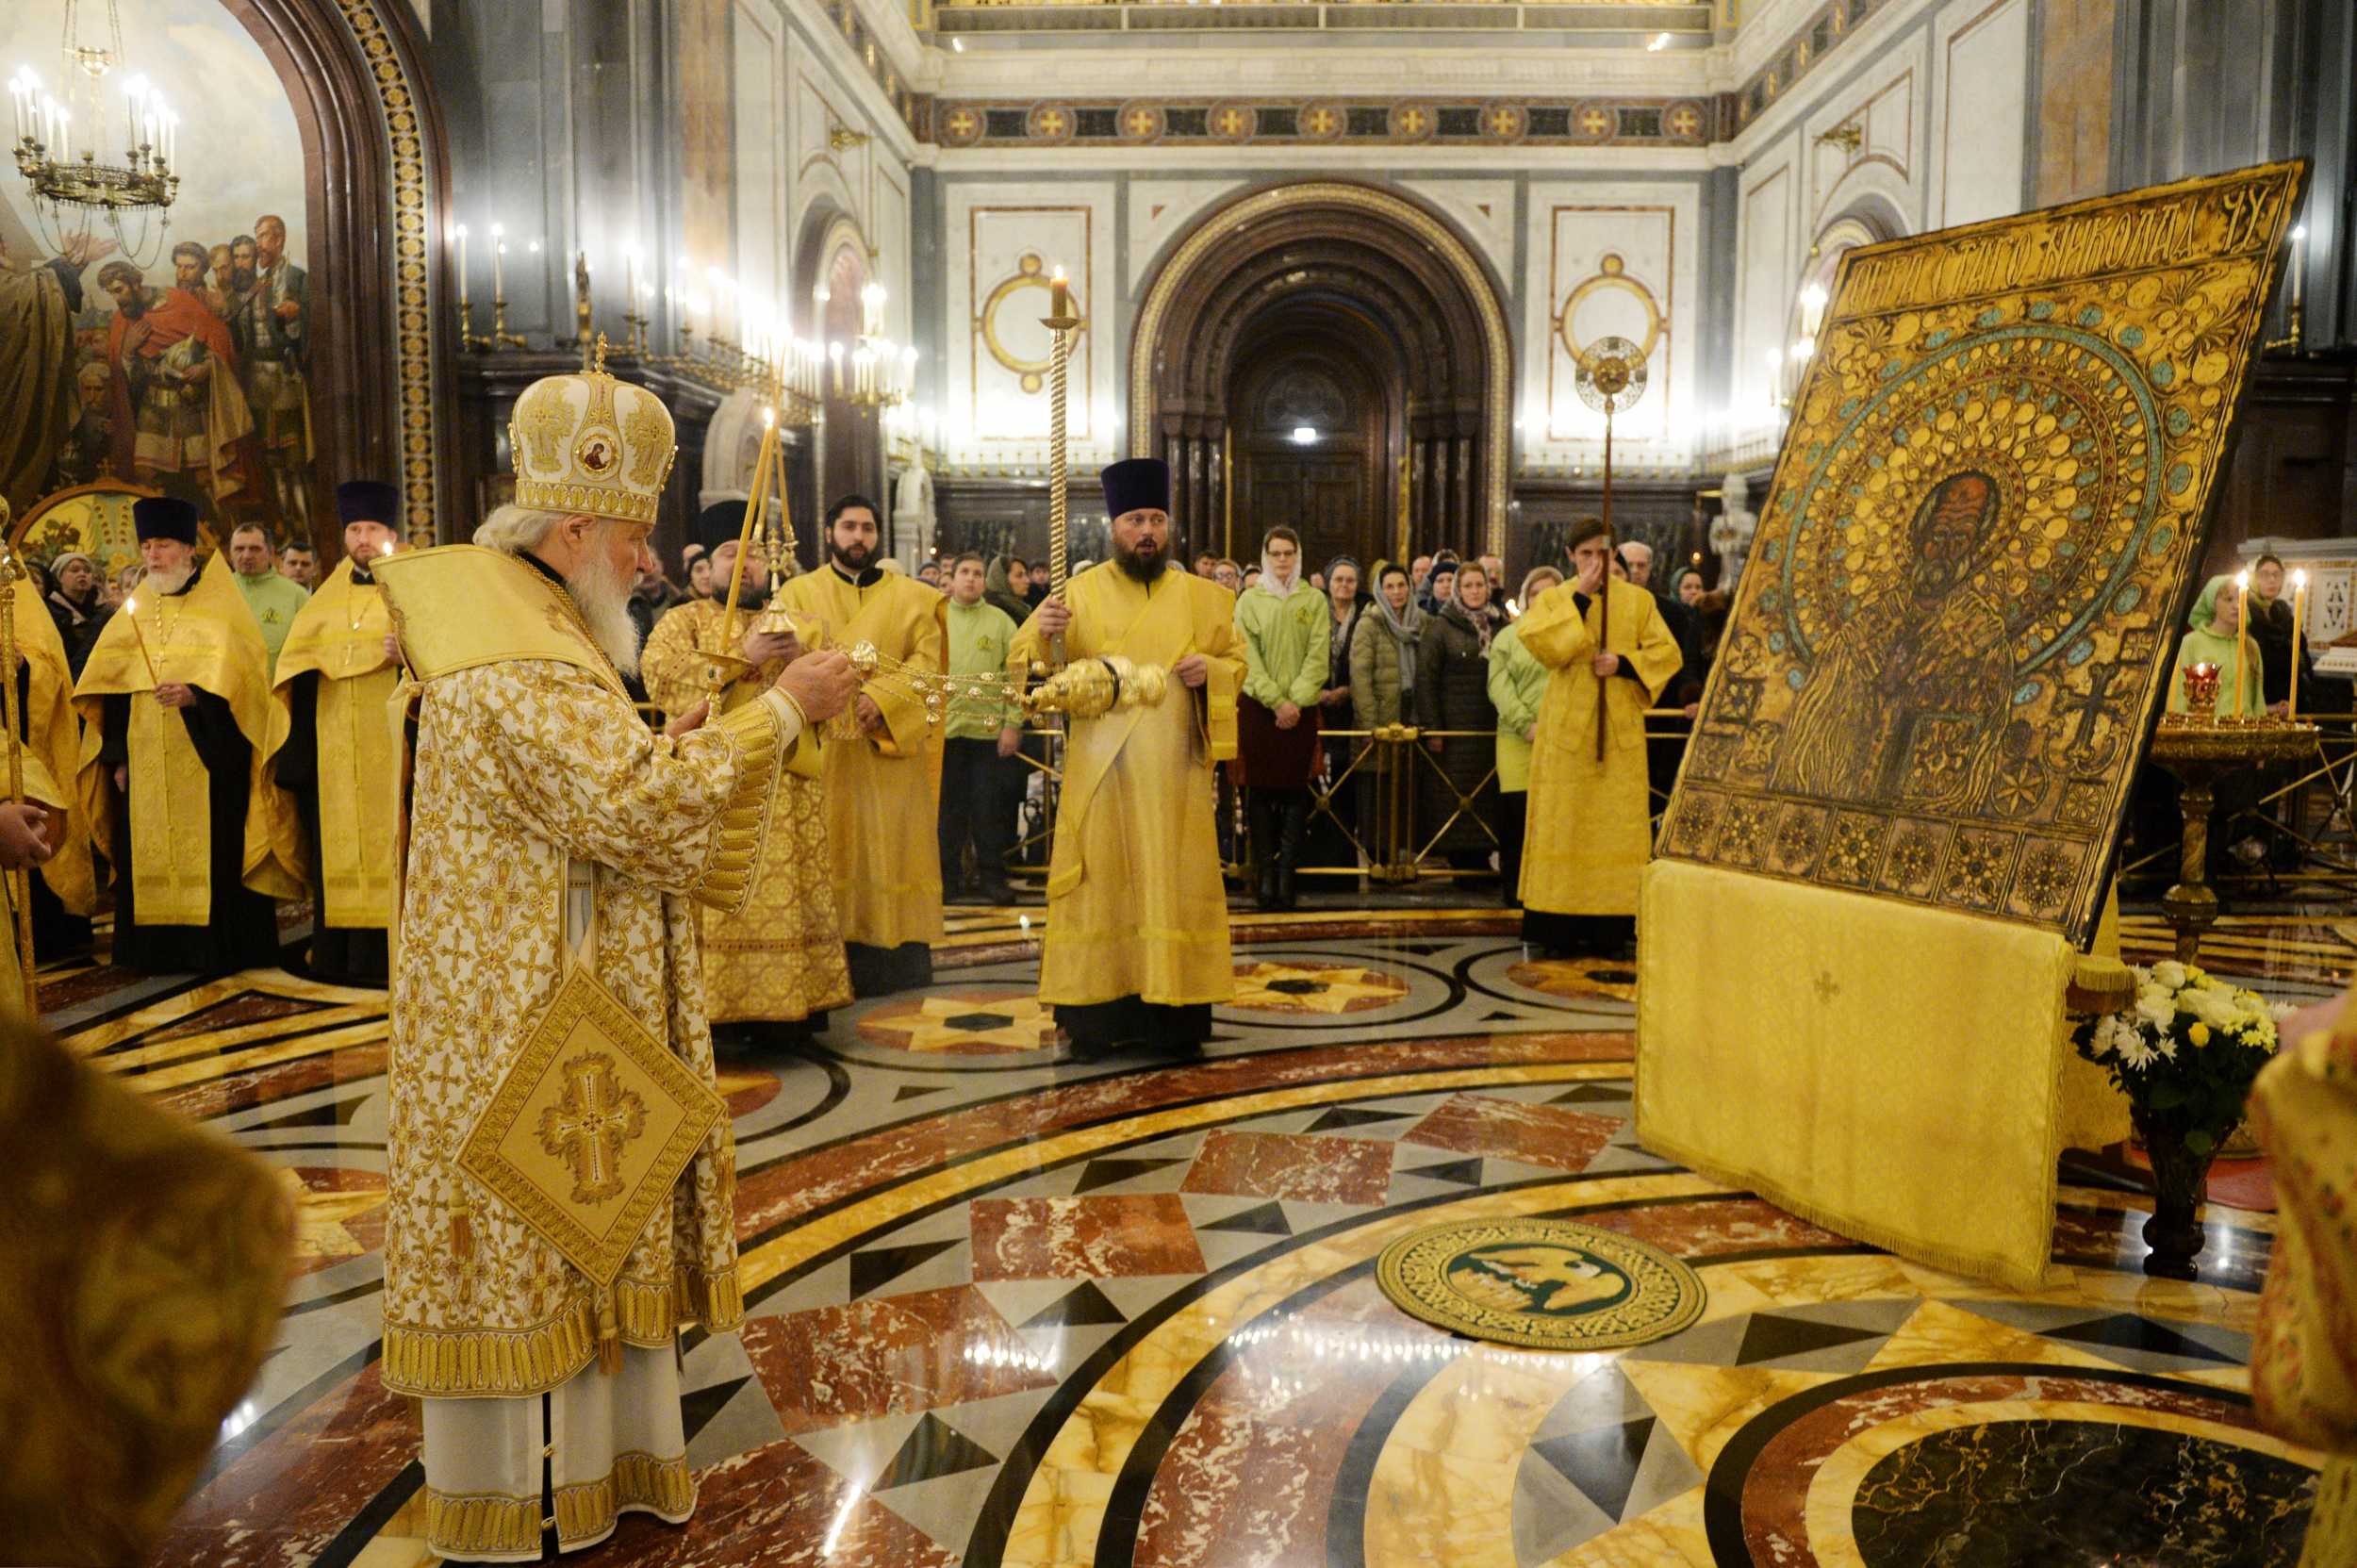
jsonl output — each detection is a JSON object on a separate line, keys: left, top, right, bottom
{"left": 691, "top": 693, "right": 788, "bottom": 915}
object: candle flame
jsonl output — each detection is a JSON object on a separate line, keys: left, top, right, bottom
{"left": 2236, "top": 570, "right": 2250, "bottom": 589}
{"left": 763, "top": 407, "right": 776, "bottom": 428}
{"left": 1052, "top": 265, "right": 1065, "bottom": 283}
{"left": 123, "top": 597, "right": 137, "bottom": 614}
{"left": 381, "top": 540, "right": 397, "bottom": 557}
{"left": 2293, "top": 568, "right": 2308, "bottom": 589}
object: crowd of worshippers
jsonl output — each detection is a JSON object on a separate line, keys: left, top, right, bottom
{"left": 18, "top": 470, "right": 2324, "bottom": 1003}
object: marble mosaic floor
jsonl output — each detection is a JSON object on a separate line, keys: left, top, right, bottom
{"left": 58, "top": 905, "right": 2334, "bottom": 1566}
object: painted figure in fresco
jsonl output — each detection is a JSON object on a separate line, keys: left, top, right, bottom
{"left": 0, "top": 230, "right": 113, "bottom": 516}
{"left": 1772, "top": 470, "right": 2015, "bottom": 814}
{"left": 172, "top": 240, "right": 230, "bottom": 319}
{"left": 226, "top": 215, "right": 311, "bottom": 534}
{"left": 99, "top": 259, "right": 258, "bottom": 510}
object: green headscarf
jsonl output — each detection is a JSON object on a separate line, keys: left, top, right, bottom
{"left": 2187, "top": 573, "right": 2235, "bottom": 634}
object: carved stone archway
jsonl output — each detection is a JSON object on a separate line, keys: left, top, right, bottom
{"left": 221, "top": 0, "right": 450, "bottom": 546}
{"left": 1129, "top": 182, "right": 1513, "bottom": 561}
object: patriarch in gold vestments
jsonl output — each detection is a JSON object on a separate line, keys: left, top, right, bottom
{"left": 769, "top": 492, "right": 947, "bottom": 996}
{"left": 2252, "top": 989, "right": 2357, "bottom": 1566}
{"left": 267, "top": 480, "right": 404, "bottom": 985}
{"left": 638, "top": 501, "right": 851, "bottom": 1034}
{"left": 72, "top": 497, "right": 304, "bottom": 974}
{"left": 1011, "top": 458, "right": 1244, "bottom": 1053}
{"left": 376, "top": 361, "right": 861, "bottom": 1563}
{"left": 1518, "top": 518, "right": 1682, "bottom": 959}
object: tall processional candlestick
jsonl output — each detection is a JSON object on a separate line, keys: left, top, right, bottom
{"left": 1042, "top": 267, "right": 1080, "bottom": 670}
{"left": 1573, "top": 335, "right": 1649, "bottom": 761}
{"left": 0, "top": 523, "right": 36, "bottom": 1021}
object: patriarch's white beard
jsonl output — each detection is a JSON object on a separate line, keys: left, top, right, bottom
{"left": 566, "top": 548, "right": 643, "bottom": 677}
{"left": 143, "top": 561, "right": 193, "bottom": 596}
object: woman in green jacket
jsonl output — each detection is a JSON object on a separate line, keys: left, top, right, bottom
{"left": 1233, "top": 526, "right": 1330, "bottom": 908}
{"left": 1488, "top": 566, "right": 1562, "bottom": 906}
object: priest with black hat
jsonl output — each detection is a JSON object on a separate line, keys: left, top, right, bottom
{"left": 73, "top": 496, "right": 304, "bottom": 973}
{"left": 1008, "top": 457, "right": 1246, "bottom": 1053}
{"left": 635, "top": 499, "right": 853, "bottom": 1038}
{"left": 265, "top": 480, "right": 405, "bottom": 984}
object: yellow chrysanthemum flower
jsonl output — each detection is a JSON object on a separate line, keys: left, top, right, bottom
{"left": 2188, "top": 1022, "right": 2211, "bottom": 1047}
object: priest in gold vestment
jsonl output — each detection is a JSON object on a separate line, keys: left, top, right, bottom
{"left": 769, "top": 493, "right": 946, "bottom": 995}
{"left": 1518, "top": 518, "right": 1682, "bottom": 959}
{"left": 268, "top": 480, "right": 404, "bottom": 985}
{"left": 638, "top": 501, "right": 852, "bottom": 1039}
{"left": 376, "top": 365, "right": 859, "bottom": 1562}
{"left": 73, "top": 497, "right": 305, "bottom": 974}
{"left": 9, "top": 557, "right": 96, "bottom": 961}
{"left": 1012, "top": 458, "right": 1244, "bottom": 1052}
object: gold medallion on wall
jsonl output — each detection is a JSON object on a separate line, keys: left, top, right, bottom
{"left": 1558, "top": 253, "right": 1663, "bottom": 370}
{"left": 980, "top": 253, "right": 1086, "bottom": 396}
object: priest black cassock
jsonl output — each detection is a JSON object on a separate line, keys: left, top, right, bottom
{"left": 73, "top": 497, "right": 304, "bottom": 973}
{"left": 268, "top": 480, "right": 404, "bottom": 985}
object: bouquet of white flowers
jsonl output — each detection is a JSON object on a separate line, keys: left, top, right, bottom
{"left": 2074, "top": 959, "right": 2293, "bottom": 1158}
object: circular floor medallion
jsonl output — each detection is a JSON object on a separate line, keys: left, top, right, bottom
{"left": 1376, "top": 1216, "right": 1706, "bottom": 1350}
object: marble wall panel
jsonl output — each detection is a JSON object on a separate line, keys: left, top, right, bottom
{"left": 1930, "top": 0, "right": 2031, "bottom": 227}
{"left": 945, "top": 185, "right": 1118, "bottom": 458}
{"left": 1527, "top": 184, "right": 1700, "bottom": 461}
{"left": 1128, "top": 179, "right": 1250, "bottom": 295}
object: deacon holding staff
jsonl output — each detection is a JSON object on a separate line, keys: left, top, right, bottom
{"left": 1012, "top": 457, "right": 1245, "bottom": 1053}
{"left": 373, "top": 362, "right": 860, "bottom": 1561}
{"left": 73, "top": 496, "right": 305, "bottom": 974}
{"left": 268, "top": 480, "right": 405, "bottom": 985}
{"left": 1517, "top": 517, "right": 1681, "bottom": 959}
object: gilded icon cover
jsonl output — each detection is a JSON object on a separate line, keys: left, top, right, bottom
{"left": 1661, "top": 161, "right": 2307, "bottom": 946}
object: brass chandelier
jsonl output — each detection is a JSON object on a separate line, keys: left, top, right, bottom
{"left": 8, "top": 0, "right": 180, "bottom": 269}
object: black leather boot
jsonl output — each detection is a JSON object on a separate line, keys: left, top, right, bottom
{"left": 1248, "top": 790, "right": 1280, "bottom": 909}
{"left": 1277, "top": 794, "right": 1309, "bottom": 910}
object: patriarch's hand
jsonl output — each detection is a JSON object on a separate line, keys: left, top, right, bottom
{"left": 778, "top": 649, "right": 859, "bottom": 722}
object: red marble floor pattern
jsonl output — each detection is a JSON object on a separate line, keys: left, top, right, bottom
{"left": 969, "top": 1193, "right": 1211, "bottom": 1280}
{"left": 739, "top": 1287, "right": 1058, "bottom": 1437}
{"left": 1180, "top": 1128, "right": 1397, "bottom": 1205}
{"left": 1400, "top": 1090, "right": 1622, "bottom": 1172}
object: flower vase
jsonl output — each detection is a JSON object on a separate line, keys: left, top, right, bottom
{"left": 2132, "top": 1108, "right": 2218, "bottom": 1281}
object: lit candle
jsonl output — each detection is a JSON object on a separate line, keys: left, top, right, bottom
{"left": 2290, "top": 223, "right": 2308, "bottom": 313}
{"left": 623, "top": 246, "right": 638, "bottom": 314}
{"left": 2233, "top": 569, "right": 2250, "bottom": 718}
{"left": 2290, "top": 568, "right": 2308, "bottom": 720}
{"left": 1050, "top": 265, "right": 1070, "bottom": 320}
{"left": 490, "top": 223, "right": 506, "bottom": 301}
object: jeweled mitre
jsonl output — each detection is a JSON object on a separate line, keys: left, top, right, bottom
{"left": 507, "top": 364, "right": 677, "bottom": 525}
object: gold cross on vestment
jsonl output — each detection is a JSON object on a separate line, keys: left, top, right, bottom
{"left": 536, "top": 1051, "right": 647, "bottom": 1204}
{"left": 1811, "top": 970, "right": 1841, "bottom": 1004}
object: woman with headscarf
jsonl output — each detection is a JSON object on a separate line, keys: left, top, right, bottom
{"left": 2149, "top": 573, "right": 2269, "bottom": 875}
{"left": 44, "top": 550, "right": 110, "bottom": 675}
{"left": 1416, "top": 559, "right": 1501, "bottom": 875}
{"left": 1350, "top": 562, "right": 1422, "bottom": 872}
{"left": 1306, "top": 555, "right": 1366, "bottom": 871}
{"left": 2167, "top": 574, "right": 2266, "bottom": 719}
{"left": 1489, "top": 565, "right": 1562, "bottom": 906}
{"left": 1233, "top": 526, "right": 1329, "bottom": 909}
